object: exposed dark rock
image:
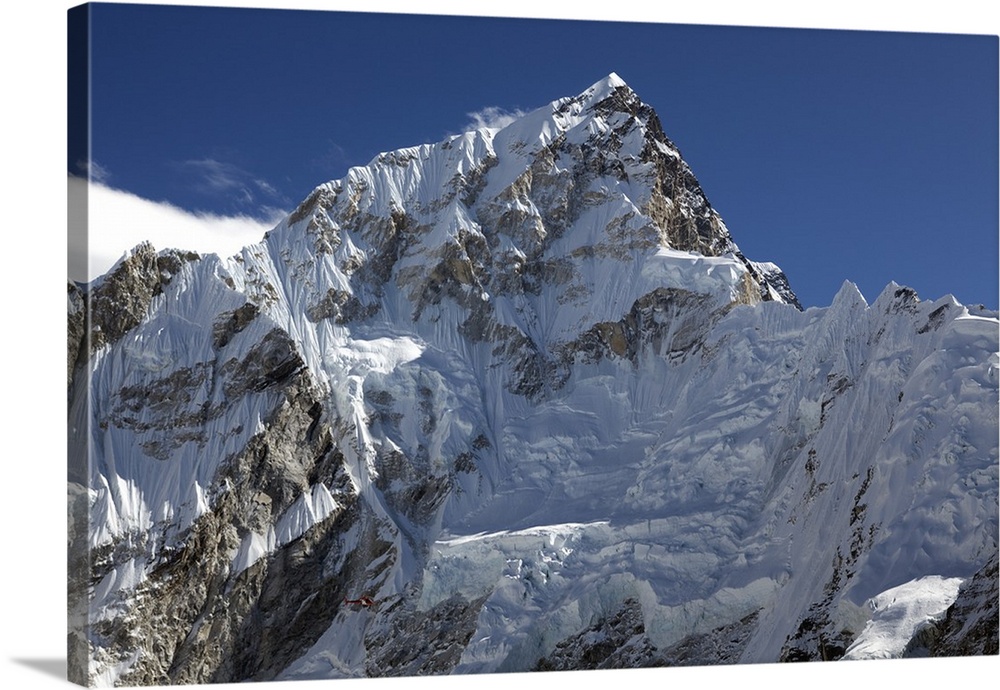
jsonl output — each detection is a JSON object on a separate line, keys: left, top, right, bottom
{"left": 220, "top": 329, "right": 306, "bottom": 398}
{"left": 67, "top": 281, "right": 87, "bottom": 391}
{"left": 918, "top": 303, "right": 952, "bottom": 334}
{"left": 926, "top": 548, "right": 999, "bottom": 657}
{"left": 365, "top": 594, "right": 490, "bottom": 677}
{"left": 88, "top": 243, "right": 161, "bottom": 352}
{"left": 661, "top": 611, "right": 761, "bottom": 666}
{"left": 213, "top": 302, "right": 260, "bottom": 349}
{"left": 780, "top": 467, "right": 877, "bottom": 662}
{"left": 66, "top": 480, "right": 91, "bottom": 685}
{"left": 535, "top": 598, "right": 661, "bottom": 671}
{"left": 305, "top": 287, "right": 376, "bottom": 324}
{"left": 155, "top": 248, "right": 201, "bottom": 287}
{"left": 537, "top": 600, "right": 760, "bottom": 673}
{"left": 751, "top": 261, "right": 801, "bottom": 309}
{"left": 565, "top": 288, "right": 717, "bottom": 365}
{"left": 103, "top": 372, "right": 367, "bottom": 686}
{"left": 211, "top": 506, "right": 387, "bottom": 683}
{"left": 87, "top": 244, "right": 201, "bottom": 355}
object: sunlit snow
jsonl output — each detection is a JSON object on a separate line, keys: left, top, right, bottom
{"left": 843, "top": 576, "right": 964, "bottom": 659}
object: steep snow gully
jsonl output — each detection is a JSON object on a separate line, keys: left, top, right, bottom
{"left": 68, "top": 74, "right": 998, "bottom": 686}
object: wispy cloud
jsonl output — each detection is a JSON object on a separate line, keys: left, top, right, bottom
{"left": 254, "top": 178, "right": 279, "bottom": 196}
{"left": 70, "top": 177, "right": 286, "bottom": 283}
{"left": 310, "top": 140, "right": 353, "bottom": 178}
{"left": 75, "top": 158, "right": 111, "bottom": 183}
{"left": 178, "top": 157, "right": 289, "bottom": 214}
{"left": 464, "top": 106, "right": 527, "bottom": 132}
{"left": 182, "top": 158, "right": 244, "bottom": 191}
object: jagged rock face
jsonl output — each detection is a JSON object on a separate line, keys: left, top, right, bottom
{"left": 536, "top": 601, "right": 759, "bottom": 670}
{"left": 926, "top": 549, "right": 999, "bottom": 656}
{"left": 85, "top": 243, "right": 200, "bottom": 353}
{"left": 68, "top": 282, "right": 86, "bottom": 390}
{"left": 535, "top": 598, "right": 660, "bottom": 671}
{"left": 69, "top": 75, "right": 997, "bottom": 686}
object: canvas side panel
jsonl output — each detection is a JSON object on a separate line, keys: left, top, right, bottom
{"left": 67, "top": 3, "right": 93, "bottom": 686}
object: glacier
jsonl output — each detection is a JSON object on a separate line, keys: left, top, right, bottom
{"left": 67, "top": 74, "right": 998, "bottom": 686}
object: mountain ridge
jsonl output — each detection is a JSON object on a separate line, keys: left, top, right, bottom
{"left": 68, "top": 74, "right": 998, "bottom": 686}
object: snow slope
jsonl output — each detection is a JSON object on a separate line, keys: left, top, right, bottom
{"left": 843, "top": 576, "right": 964, "bottom": 660}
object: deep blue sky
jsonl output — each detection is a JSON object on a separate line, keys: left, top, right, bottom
{"left": 82, "top": 3, "right": 998, "bottom": 309}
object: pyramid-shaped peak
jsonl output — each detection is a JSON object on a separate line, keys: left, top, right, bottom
{"left": 593, "top": 71, "right": 629, "bottom": 91}
{"left": 579, "top": 72, "right": 633, "bottom": 104}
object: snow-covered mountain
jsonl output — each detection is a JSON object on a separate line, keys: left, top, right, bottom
{"left": 67, "top": 74, "right": 998, "bottom": 686}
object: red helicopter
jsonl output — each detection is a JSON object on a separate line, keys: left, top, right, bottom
{"left": 343, "top": 595, "right": 377, "bottom": 608}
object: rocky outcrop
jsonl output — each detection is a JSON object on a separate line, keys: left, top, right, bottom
{"left": 88, "top": 243, "right": 199, "bottom": 353}
{"left": 68, "top": 282, "right": 86, "bottom": 390}
{"left": 535, "top": 598, "right": 660, "bottom": 671}
{"left": 661, "top": 612, "right": 762, "bottom": 666}
{"left": 102, "top": 373, "right": 364, "bottom": 686}
{"left": 564, "top": 288, "right": 717, "bottom": 365}
{"left": 212, "top": 302, "right": 259, "bottom": 349}
{"left": 926, "top": 549, "right": 999, "bottom": 657}
{"left": 536, "top": 603, "right": 764, "bottom": 671}
{"left": 365, "top": 594, "right": 490, "bottom": 677}
{"left": 780, "top": 467, "right": 879, "bottom": 662}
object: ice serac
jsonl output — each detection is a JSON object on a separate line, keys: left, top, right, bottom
{"left": 68, "top": 74, "right": 997, "bottom": 686}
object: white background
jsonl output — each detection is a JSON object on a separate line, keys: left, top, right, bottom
{"left": 1, "top": 1, "right": 996, "bottom": 689}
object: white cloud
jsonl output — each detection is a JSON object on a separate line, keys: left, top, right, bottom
{"left": 69, "top": 177, "right": 286, "bottom": 283}
{"left": 465, "top": 106, "right": 527, "bottom": 132}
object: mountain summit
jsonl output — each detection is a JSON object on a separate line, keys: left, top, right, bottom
{"left": 68, "top": 75, "right": 997, "bottom": 686}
